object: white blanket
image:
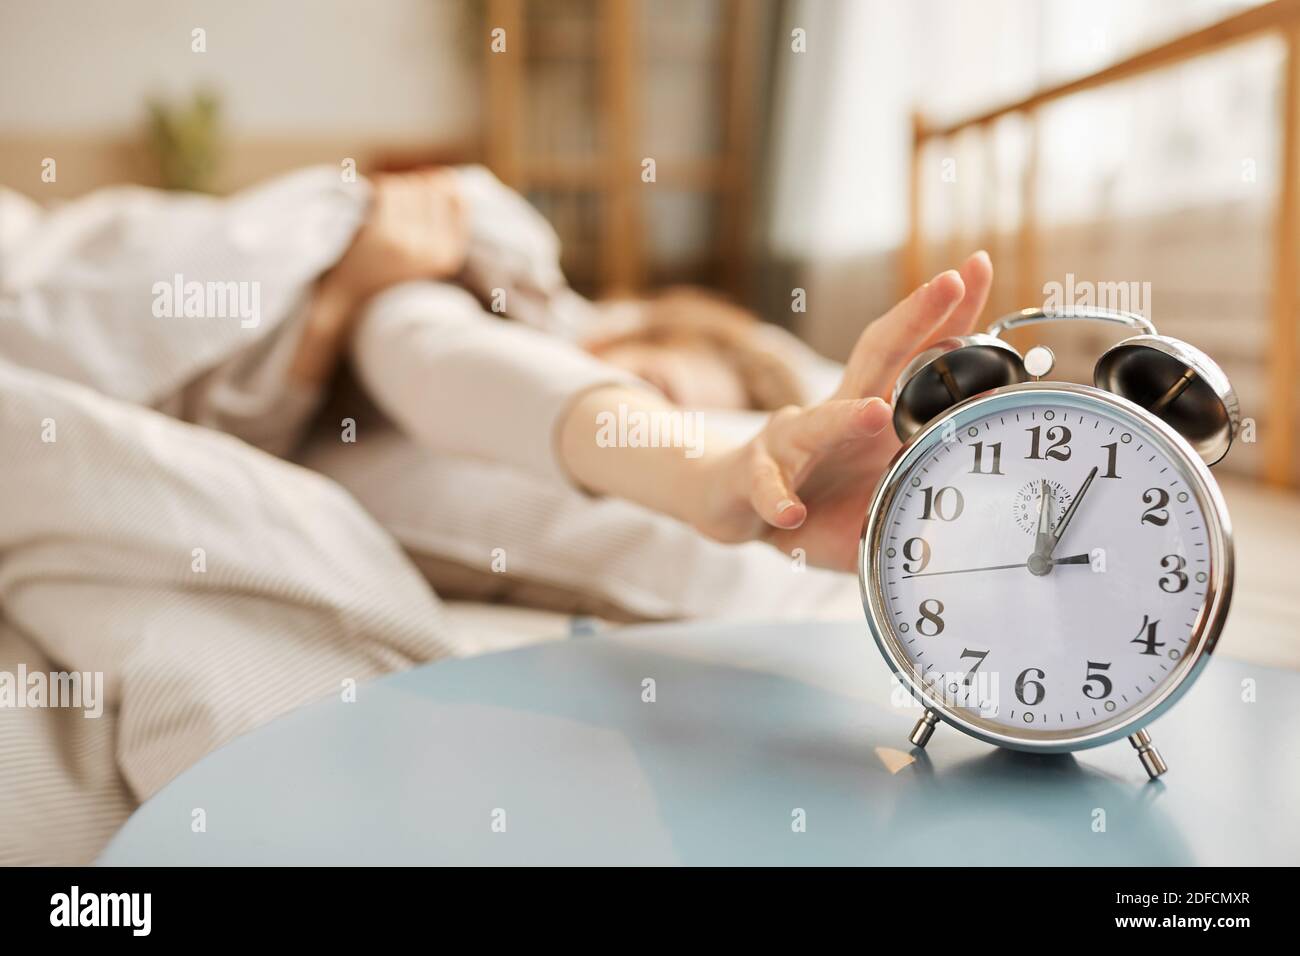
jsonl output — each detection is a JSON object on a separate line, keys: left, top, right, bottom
{"left": 0, "top": 170, "right": 472, "bottom": 863}
{"left": 0, "top": 361, "right": 463, "bottom": 864}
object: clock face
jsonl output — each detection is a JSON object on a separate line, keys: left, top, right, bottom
{"left": 862, "top": 385, "right": 1230, "bottom": 747}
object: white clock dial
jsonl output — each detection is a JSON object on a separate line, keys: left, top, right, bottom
{"left": 864, "top": 388, "right": 1227, "bottom": 744}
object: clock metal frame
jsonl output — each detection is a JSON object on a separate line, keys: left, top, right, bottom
{"left": 859, "top": 382, "right": 1234, "bottom": 755}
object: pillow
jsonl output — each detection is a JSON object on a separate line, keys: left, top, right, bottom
{"left": 296, "top": 421, "right": 862, "bottom": 624}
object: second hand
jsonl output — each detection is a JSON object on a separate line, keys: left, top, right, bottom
{"left": 900, "top": 553, "right": 1092, "bottom": 579}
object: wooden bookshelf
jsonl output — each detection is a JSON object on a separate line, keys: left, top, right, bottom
{"left": 483, "top": 0, "right": 765, "bottom": 298}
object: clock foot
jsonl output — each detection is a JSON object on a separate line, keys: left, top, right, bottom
{"left": 909, "top": 709, "right": 940, "bottom": 748}
{"left": 1128, "top": 728, "right": 1168, "bottom": 779}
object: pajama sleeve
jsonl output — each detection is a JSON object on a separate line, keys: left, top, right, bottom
{"left": 349, "top": 280, "right": 646, "bottom": 487}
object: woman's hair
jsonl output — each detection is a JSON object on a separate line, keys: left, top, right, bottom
{"left": 588, "top": 287, "right": 806, "bottom": 410}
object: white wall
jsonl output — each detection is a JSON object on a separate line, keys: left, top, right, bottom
{"left": 0, "top": 0, "right": 480, "bottom": 139}
{"left": 765, "top": 0, "right": 911, "bottom": 260}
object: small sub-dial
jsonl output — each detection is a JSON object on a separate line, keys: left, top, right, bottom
{"left": 1013, "top": 479, "right": 1072, "bottom": 534}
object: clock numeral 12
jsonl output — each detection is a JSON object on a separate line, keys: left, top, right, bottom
{"left": 1025, "top": 425, "right": 1072, "bottom": 461}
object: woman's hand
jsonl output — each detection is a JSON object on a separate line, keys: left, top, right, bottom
{"left": 326, "top": 168, "right": 467, "bottom": 306}
{"left": 689, "top": 251, "right": 993, "bottom": 571}
{"left": 290, "top": 168, "right": 468, "bottom": 385}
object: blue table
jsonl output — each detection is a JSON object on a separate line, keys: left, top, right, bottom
{"left": 99, "top": 620, "right": 1300, "bottom": 865}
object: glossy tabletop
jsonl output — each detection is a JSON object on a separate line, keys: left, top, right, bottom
{"left": 99, "top": 620, "right": 1300, "bottom": 865}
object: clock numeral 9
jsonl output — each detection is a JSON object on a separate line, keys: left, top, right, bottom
{"left": 1141, "top": 487, "right": 1170, "bottom": 526}
{"left": 1130, "top": 614, "right": 1164, "bottom": 655}
{"left": 916, "top": 599, "right": 945, "bottom": 636}
{"left": 919, "top": 486, "right": 964, "bottom": 521}
{"left": 1014, "top": 667, "right": 1046, "bottom": 706}
{"left": 1081, "top": 660, "right": 1113, "bottom": 700}
{"left": 902, "top": 537, "right": 931, "bottom": 574}
{"left": 1025, "top": 425, "right": 1072, "bottom": 461}
{"left": 1158, "top": 554, "right": 1188, "bottom": 593}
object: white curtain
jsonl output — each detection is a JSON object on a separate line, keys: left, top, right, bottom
{"left": 758, "top": 0, "right": 1279, "bottom": 481}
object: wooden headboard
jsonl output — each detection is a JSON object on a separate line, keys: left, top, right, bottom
{"left": 0, "top": 135, "right": 481, "bottom": 199}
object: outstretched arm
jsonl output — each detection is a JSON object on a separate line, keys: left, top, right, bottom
{"left": 304, "top": 170, "right": 993, "bottom": 572}
{"left": 558, "top": 251, "right": 993, "bottom": 571}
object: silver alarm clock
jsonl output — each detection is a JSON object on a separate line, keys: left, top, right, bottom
{"left": 859, "top": 307, "right": 1238, "bottom": 778}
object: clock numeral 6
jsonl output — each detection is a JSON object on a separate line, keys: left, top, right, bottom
{"left": 1130, "top": 614, "right": 1164, "bottom": 655}
{"left": 1158, "top": 554, "right": 1188, "bottom": 593}
{"left": 919, "top": 486, "right": 964, "bottom": 521}
{"left": 1141, "top": 487, "right": 1170, "bottom": 526}
{"left": 916, "top": 599, "right": 945, "bottom": 636}
{"left": 1014, "top": 667, "right": 1046, "bottom": 706}
{"left": 902, "top": 537, "right": 931, "bottom": 574}
{"left": 1081, "top": 660, "right": 1113, "bottom": 700}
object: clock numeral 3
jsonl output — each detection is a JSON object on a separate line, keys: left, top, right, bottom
{"left": 919, "top": 486, "right": 964, "bottom": 521}
{"left": 1081, "top": 661, "right": 1113, "bottom": 700}
{"left": 1130, "top": 614, "right": 1164, "bottom": 655}
{"left": 1158, "top": 554, "right": 1188, "bottom": 593}
{"left": 1015, "top": 667, "right": 1046, "bottom": 706}
{"left": 902, "top": 537, "right": 931, "bottom": 574}
{"left": 1025, "top": 425, "right": 1072, "bottom": 461}
{"left": 916, "top": 599, "right": 945, "bottom": 636}
{"left": 1141, "top": 487, "right": 1170, "bottom": 526}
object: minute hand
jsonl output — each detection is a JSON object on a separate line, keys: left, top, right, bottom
{"left": 1046, "top": 466, "right": 1099, "bottom": 556}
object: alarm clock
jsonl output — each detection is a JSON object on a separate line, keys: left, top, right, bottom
{"left": 858, "top": 307, "right": 1238, "bottom": 778}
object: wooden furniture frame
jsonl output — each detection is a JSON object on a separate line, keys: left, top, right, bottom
{"left": 903, "top": 0, "right": 1300, "bottom": 486}
{"left": 483, "top": 0, "right": 759, "bottom": 297}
